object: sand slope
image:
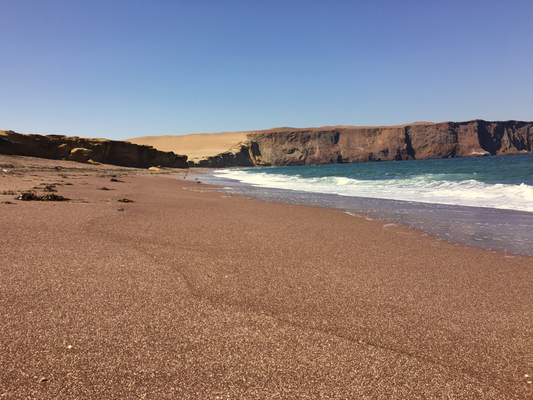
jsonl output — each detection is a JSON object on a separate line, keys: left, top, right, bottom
{"left": 127, "top": 131, "right": 250, "bottom": 157}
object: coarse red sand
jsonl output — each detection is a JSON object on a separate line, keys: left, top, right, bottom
{"left": 1, "top": 155, "right": 532, "bottom": 399}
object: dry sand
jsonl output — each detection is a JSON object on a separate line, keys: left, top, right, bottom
{"left": 1, "top": 155, "right": 532, "bottom": 399}
{"left": 127, "top": 131, "right": 250, "bottom": 158}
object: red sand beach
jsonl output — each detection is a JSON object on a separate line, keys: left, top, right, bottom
{"left": 1, "top": 155, "right": 532, "bottom": 399}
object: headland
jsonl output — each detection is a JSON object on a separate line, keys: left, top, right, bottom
{"left": 128, "top": 119, "right": 532, "bottom": 168}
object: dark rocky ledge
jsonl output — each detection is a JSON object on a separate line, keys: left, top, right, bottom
{"left": 0, "top": 130, "right": 188, "bottom": 168}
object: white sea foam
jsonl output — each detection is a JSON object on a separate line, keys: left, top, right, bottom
{"left": 214, "top": 169, "right": 533, "bottom": 212}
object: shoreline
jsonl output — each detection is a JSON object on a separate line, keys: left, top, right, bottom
{"left": 200, "top": 169, "right": 533, "bottom": 258}
{"left": 1, "top": 155, "right": 533, "bottom": 398}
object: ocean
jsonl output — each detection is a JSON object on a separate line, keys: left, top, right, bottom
{"left": 201, "top": 154, "right": 533, "bottom": 257}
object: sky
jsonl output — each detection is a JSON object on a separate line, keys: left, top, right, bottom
{"left": 1, "top": 0, "right": 532, "bottom": 141}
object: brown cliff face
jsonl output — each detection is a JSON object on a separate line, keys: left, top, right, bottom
{"left": 0, "top": 131, "right": 188, "bottom": 168}
{"left": 234, "top": 120, "right": 531, "bottom": 167}
{"left": 4, "top": 120, "right": 531, "bottom": 169}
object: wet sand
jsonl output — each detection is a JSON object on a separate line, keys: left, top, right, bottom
{"left": 1, "top": 155, "right": 532, "bottom": 399}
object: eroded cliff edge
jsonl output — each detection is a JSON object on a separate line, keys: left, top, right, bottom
{"left": 191, "top": 120, "right": 532, "bottom": 167}
{"left": 0, "top": 131, "right": 188, "bottom": 168}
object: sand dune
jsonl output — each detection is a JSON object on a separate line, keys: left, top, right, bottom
{"left": 127, "top": 131, "right": 250, "bottom": 157}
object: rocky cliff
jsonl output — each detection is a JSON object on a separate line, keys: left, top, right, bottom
{"left": 189, "top": 120, "right": 532, "bottom": 167}
{"left": 3, "top": 120, "right": 530, "bottom": 169}
{"left": 0, "top": 130, "right": 188, "bottom": 168}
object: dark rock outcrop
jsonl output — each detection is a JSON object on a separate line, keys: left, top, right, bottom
{"left": 0, "top": 131, "right": 188, "bottom": 168}
{"left": 188, "top": 141, "right": 259, "bottom": 168}
{"left": 189, "top": 120, "right": 532, "bottom": 167}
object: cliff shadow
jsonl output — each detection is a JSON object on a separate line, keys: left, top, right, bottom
{"left": 476, "top": 121, "right": 498, "bottom": 155}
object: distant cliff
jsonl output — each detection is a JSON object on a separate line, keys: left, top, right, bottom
{"left": 3, "top": 120, "right": 531, "bottom": 169}
{"left": 190, "top": 120, "right": 532, "bottom": 167}
{"left": 0, "top": 130, "right": 188, "bottom": 168}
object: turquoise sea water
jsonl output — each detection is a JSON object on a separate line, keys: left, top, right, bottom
{"left": 202, "top": 154, "right": 533, "bottom": 256}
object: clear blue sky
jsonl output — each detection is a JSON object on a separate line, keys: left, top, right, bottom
{"left": 1, "top": 0, "right": 532, "bottom": 140}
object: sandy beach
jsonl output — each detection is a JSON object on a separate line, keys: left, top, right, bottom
{"left": 1, "top": 155, "right": 532, "bottom": 399}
